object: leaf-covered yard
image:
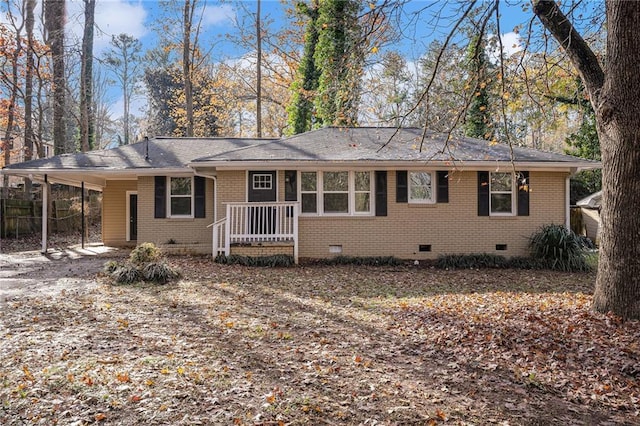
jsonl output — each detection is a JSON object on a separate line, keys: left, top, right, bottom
{"left": 1, "top": 258, "right": 638, "bottom": 425}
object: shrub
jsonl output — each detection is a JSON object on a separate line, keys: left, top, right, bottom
{"left": 320, "top": 255, "right": 402, "bottom": 266}
{"left": 103, "top": 260, "right": 120, "bottom": 274}
{"left": 436, "top": 253, "right": 508, "bottom": 270}
{"left": 528, "top": 224, "right": 592, "bottom": 272}
{"left": 104, "top": 243, "right": 181, "bottom": 285}
{"left": 215, "top": 254, "right": 295, "bottom": 267}
{"left": 129, "top": 242, "right": 162, "bottom": 265}
{"left": 142, "top": 261, "right": 180, "bottom": 284}
{"left": 110, "top": 264, "right": 144, "bottom": 284}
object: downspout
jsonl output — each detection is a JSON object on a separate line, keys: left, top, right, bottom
{"left": 41, "top": 174, "right": 48, "bottom": 253}
{"left": 193, "top": 172, "right": 217, "bottom": 222}
{"left": 565, "top": 174, "right": 571, "bottom": 229}
{"left": 194, "top": 172, "right": 218, "bottom": 257}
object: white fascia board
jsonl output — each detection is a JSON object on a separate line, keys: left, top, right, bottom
{"left": 189, "top": 160, "right": 600, "bottom": 172}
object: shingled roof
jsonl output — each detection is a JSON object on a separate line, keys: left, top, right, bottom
{"left": 1, "top": 128, "right": 598, "bottom": 190}
{"left": 191, "top": 127, "right": 594, "bottom": 165}
{"left": 2, "top": 137, "right": 270, "bottom": 171}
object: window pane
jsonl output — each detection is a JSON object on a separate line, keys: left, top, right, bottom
{"left": 171, "top": 177, "right": 191, "bottom": 195}
{"left": 410, "top": 185, "right": 431, "bottom": 200}
{"left": 355, "top": 193, "right": 370, "bottom": 212}
{"left": 301, "top": 193, "right": 317, "bottom": 213}
{"left": 409, "top": 172, "right": 432, "bottom": 201}
{"left": 301, "top": 172, "right": 317, "bottom": 191}
{"left": 171, "top": 197, "right": 191, "bottom": 215}
{"left": 324, "top": 193, "right": 348, "bottom": 213}
{"left": 253, "top": 174, "right": 272, "bottom": 189}
{"left": 323, "top": 171, "right": 348, "bottom": 191}
{"left": 491, "top": 194, "right": 512, "bottom": 213}
{"left": 491, "top": 173, "right": 512, "bottom": 191}
{"left": 410, "top": 171, "right": 431, "bottom": 187}
{"left": 354, "top": 171, "right": 370, "bottom": 191}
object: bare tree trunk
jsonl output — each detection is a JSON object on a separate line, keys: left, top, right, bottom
{"left": 534, "top": 0, "right": 640, "bottom": 320}
{"left": 1, "top": 9, "right": 23, "bottom": 199}
{"left": 23, "top": 0, "right": 36, "bottom": 198}
{"left": 44, "top": 0, "right": 66, "bottom": 155}
{"left": 183, "top": 0, "right": 194, "bottom": 137}
{"left": 256, "top": 0, "right": 262, "bottom": 138}
{"left": 80, "top": 0, "right": 96, "bottom": 152}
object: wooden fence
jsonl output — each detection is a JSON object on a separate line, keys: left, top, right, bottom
{"left": 0, "top": 196, "right": 101, "bottom": 239}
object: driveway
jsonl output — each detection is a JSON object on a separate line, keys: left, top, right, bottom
{"left": 0, "top": 243, "right": 121, "bottom": 301}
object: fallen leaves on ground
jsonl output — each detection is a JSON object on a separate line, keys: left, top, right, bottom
{"left": 1, "top": 259, "right": 638, "bottom": 425}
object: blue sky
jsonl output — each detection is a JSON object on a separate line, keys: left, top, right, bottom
{"left": 72, "top": 0, "right": 532, "bottom": 60}
{"left": 60, "top": 0, "right": 533, "bottom": 121}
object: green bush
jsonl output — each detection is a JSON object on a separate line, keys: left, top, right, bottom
{"left": 110, "top": 264, "right": 144, "bottom": 284}
{"left": 103, "top": 260, "right": 120, "bottom": 274}
{"left": 129, "top": 242, "right": 162, "bottom": 265}
{"left": 104, "top": 243, "right": 181, "bottom": 285}
{"left": 320, "top": 255, "right": 402, "bottom": 266}
{"left": 528, "top": 224, "right": 592, "bottom": 272}
{"left": 142, "top": 261, "right": 180, "bottom": 284}
{"left": 215, "top": 254, "right": 295, "bottom": 267}
{"left": 436, "top": 253, "right": 509, "bottom": 270}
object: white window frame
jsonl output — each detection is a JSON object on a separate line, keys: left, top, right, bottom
{"left": 300, "top": 171, "right": 318, "bottom": 214}
{"left": 489, "top": 172, "right": 516, "bottom": 216}
{"left": 252, "top": 173, "right": 273, "bottom": 190}
{"left": 298, "top": 170, "right": 374, "bottom": 216}
{"left": 167, "top": 176, "right": 194, "bottom": 218}
{"left": 408, "top": 171, "right": 435, "bottom": 204}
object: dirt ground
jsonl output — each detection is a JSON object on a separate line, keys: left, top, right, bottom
{"left": 0, "top": 243, "right": 638, "bottom": 425}
{"left": 0, "top": 243, "right": 122, "bottom": 301}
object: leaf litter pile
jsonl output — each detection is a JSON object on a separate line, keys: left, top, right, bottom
{"left": 1, "top": 259, "right": 638, "bottom": 425}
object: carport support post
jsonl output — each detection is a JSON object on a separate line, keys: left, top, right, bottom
{"left": 41, "top": 174, "right": 48, "bottom": 254}
{"left": 81, "top": 181, "right": 85, "bottom": 249}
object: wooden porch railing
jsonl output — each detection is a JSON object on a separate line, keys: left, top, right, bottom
{"left": 209, "top": 202, "right": 299, "bottom": 262}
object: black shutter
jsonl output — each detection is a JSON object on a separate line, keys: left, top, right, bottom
{"left": 154, "top": 176, "right": 166, "bottom": 218}
{"left": 517, "top": 171, "right": 530, "bottom": 216}
{"left": 285, "top": 170, "right": 297, "bottom": 201}
{"left": 478, "top": 171, "right": 489, "bottom": 216}
{"left": 194, "top": 176, "right": 206, "bottom": 218}
{"left": 396, "top": 170, "right": 408, "bottom": 203}
{"left": 436, "top": 170, "right": 449, "bottom": 203}
{"left": 375, "top": 171, "right": 387, "bottom": 216}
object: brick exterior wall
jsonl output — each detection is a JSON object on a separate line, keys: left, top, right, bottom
{"left": 297, "top": 170, "right": 567, "bottom": 259}
{"left": 103, "top": 169, "right": 568, "bottom": 259}
{"left": 102, "top": 180, "right": 137, "bottom": 247}
{"left": 102, "top": 176, "right": 215, "bottom": 252}
{"left": 231, "top": 242, "right": 294, "bottom": 257}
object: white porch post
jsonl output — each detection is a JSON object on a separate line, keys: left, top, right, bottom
{"left": 41, "top": 175, "right": 48, "bottom": 253}
{"left": 224, "top": 203, "right": 231, "bottom": 256}
{"left": 293, "top": 203, "right": 299, "bottom": 264}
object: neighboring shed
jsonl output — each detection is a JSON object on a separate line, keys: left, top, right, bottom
{"left": 577, "top": 191, "right": 601, "bottom": 245}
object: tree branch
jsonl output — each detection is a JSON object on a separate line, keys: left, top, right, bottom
{"left": 532, "top": 0, "right": 604, "bottom": 103}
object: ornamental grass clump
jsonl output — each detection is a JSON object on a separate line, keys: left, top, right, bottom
{"left": 528, "top": 224, "right": 593, "bottom": 272}
{"left": 105, "top": 243, "right": 180, "bottom": 285}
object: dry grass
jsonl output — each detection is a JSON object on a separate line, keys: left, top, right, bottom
{"left": 1, "top": 259, "right": 638, "bottom": 425}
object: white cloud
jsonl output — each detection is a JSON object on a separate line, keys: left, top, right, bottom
{"left": 200, "top": 4, "right": 236, "bottom": 27}
{"left": 66, "top": 0, "right": 148, "bottom": 53}
{"left": 501, "top": 31, "right": 523, "bottom": 56}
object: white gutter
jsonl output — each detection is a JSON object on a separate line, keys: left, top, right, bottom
{"left": 188, "top": 160, "right": 601, "bottom": 172}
